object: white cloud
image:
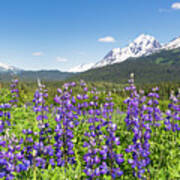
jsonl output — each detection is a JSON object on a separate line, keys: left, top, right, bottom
{"left": 98, "top": 36, "right": 116, "bottom": 43}
{"left": 32, "top": 52, "right": 44, "bottom": 56}
{"left": 56, "top": 56, "right": 68, "bottom": 62}
{"left": 171, "top": 2, "right": 180, "bottom": 10}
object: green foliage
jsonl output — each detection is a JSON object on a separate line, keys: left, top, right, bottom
{"left": 155, "top": 57, "right": 164, "bottom": 64}
{"left": 0, "top": 88, "right": 11, "bottom": 103}
{"left": 0, "top": 80, "right": 180, "bottom": 179}
{"left": 1, "top": 79, "right": 179, "bottom": 112}
{"left": 2, "top": 103, "right": 179, "bottom": 180}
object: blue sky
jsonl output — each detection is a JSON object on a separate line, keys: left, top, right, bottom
{"left": 0, "top": 0, "right": 180, "bottom": 71}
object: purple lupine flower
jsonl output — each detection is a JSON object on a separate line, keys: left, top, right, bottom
{"left": 9, "top": 78, "right": 19, "bottom": 107}
{"left": 124, "top": 73, "right": 140, "bottom": 129}
{"left": 0, "top": 103, "right": 11, "bottom": 133}
{"left": 25, "top": 80, "right": 54, "bottom": 169}
{"left": 83, "top": 89, "right": 123, "bottom": 179}
{"left": 33, "top": 81, "right": 49, "bottom": 129}
{"left": 164, "top": 90, "right": 180, "bottom": 132}
{"left": 102, "top": 96, "right": 124, "bottom": 178}
{"left": 125, "top": 75, "right": 151, "bottom": 179}
{"left": 54, "top": 82, "right": 78, "bottom": 167}
{"left": 0, "top": 102, "right": 27, "bottom": 179}
{"left": 147, "top": 87, "right": 162, "bottom": 127}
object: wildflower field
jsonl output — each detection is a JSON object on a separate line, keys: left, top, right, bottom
{"left": 0, "top": 76, "right": 180, "bottom": 180}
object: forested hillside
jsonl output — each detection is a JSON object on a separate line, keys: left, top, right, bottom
{"left": 71, "top": 48, "right": 180, "bottom": 83}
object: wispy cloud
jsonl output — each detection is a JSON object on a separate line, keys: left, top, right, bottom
{"left": 98, "top": 36, "right": 116, "bottom": 43}
{"left": 56, "top": 56, "right": 68, "bottom": 62}
{"left": 159, "top": 2, "right": 180, "bottom": 13}
{"left": 32, "top": 52, "right": 44, "bottom": 56}
{"left": 171, "top": 2, "right": 180, "bottom": 10}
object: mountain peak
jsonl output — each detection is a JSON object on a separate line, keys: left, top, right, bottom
{"left": 164, "top": 36, "right": 180, "bottom": 50}
{"left": 68, "top": 34, "right": 180, "bottom": 73}
{"left": 0, "top": 62, "right": 20, "bottom": 73}
{"left": 0, "top": 62, "right": 11, "bottom": 70}
{"left": 134, "top": 34, "right": 155, "bottom": 43}
{"left": 94, "top": 34, "right": 161, "bottom": 68}
{"left": 131, "top": 34, "right": 161, "bottom": 49}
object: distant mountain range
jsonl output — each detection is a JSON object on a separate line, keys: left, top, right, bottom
{"left": 0, "top": 34, "right": 180, "bottom": 83}
{"left": 0, "top": 62, "right": 74, "bottom": 82}
{"left": 0, "top": 62, "right": 20, "bottom": 73}
{"left": 68, "top": 34, "right": 180, "bottom": 72}
{"left": 0, "top": 69, "right": 73, "bottom": 82}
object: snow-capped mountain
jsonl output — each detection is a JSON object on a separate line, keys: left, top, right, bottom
{"left": 94, "top": 34, "right": 162, "bottom": 68}
{"left": 0, "top": 62, "right": 20, "bottom": 73}
{"left": 68, "top": 63, "right": 94, "bottom": 73}
{"left": 1, "top": 34, "right": 180, "bottom": 74}
{"left": 163, "top": 36, "right": 180, "bottom": 50}
{"left": 69, "top": 34, "right": 162, "bottom": 72}
{"left": 69, "top": 34, "right": 180, "bottom": 72}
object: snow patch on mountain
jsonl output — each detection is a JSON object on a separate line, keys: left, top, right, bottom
{"left": 68, "top": 63, "right": 94, "bottom": 73}
{"left": 0, "top": 62, "right": 14, "bottom": 71}
{"left": 0, "top": 62, "right": 20, "bottom": 72}
{"left": 163, "top": 37, "right": 180, "bottom": 50}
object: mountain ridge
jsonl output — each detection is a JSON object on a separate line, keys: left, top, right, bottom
{"left": 1, "top": 34, "right": 180, "bottom": 73}
{"left": 69, "top": 47, "right": 180, "bottom": 84}
{"left": 0, "top": 70, "right": 74, "bottom": 82}
{"left": 0, "top": 47, "right": 180, "bottom": 83}
{"left": 69, "top": 34, "right": 180, "bottom": 72}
